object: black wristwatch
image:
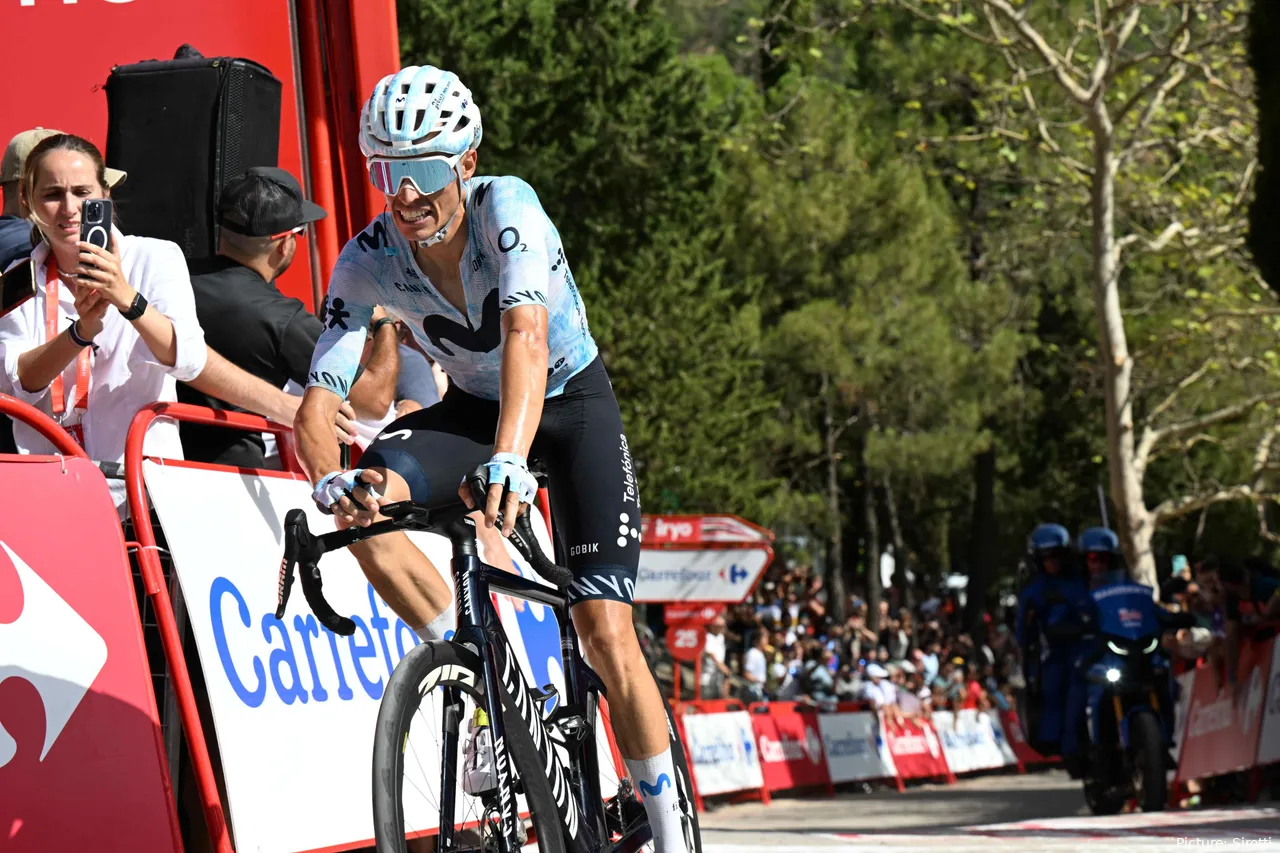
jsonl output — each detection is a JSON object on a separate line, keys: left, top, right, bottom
{"left": 120, "top": 291, "right": 148, "bottom": 321}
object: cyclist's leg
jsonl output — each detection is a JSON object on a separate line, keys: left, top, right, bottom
{"left": 351, "top": 391, "right": 497, "bottom": 639}
{"left": 536, "top": 359, "right": 688, "bottom": 853}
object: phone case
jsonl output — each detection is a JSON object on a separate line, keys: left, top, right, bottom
{"left": 80, "top": 199, "right": 113, "bottom": 251}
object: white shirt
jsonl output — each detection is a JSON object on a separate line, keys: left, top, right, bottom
{"left": 860, "top": 679, "right": 898, "bottom": 708}
{"left": 0, "top": 232, "right": 207, "bottom": 511}
{"left": 700, "top": 631, "right": 726, "bottom": 685}
{"left": 743, "top": 647, "right": 767, "bottom": 684}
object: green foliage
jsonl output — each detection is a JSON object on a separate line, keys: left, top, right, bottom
{"left": 394, "top": 0, "right": 1272, "bottom": 595}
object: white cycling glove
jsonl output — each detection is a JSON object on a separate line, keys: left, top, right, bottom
{"left": 312, "top": 469, "right": 380, "bottom": 514}
{"left": 484, "top": 453, "right": 539, "bottom": 505}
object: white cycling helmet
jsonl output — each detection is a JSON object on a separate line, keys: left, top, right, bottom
{"left": 359, "top": 65, "right": 482, "bottom": 160}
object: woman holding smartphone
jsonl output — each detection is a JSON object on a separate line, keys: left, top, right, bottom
{"left": 0, "top": 133, "right": 207, "bottom": 513}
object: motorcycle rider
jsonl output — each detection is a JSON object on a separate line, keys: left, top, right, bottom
{"left": 1060, "top": 526, "right": 1123, "bottom": 775}
{"left": 1016, "top": 523, "right": 1091, "bottom": 760}
{"left": 1068, "top": 528, "right": 1189, "bottom": 784}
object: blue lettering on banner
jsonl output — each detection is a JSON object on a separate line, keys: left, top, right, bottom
{"left": 209, "top": 576, "right": 422, "bottom": 708}
{"left": 211, "top": 576, "right": 267, "bottom": 707}
{"left": 823, "top": 732, "right": 870, "bottom": 758}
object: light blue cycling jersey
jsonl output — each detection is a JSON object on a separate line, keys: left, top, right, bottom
{"left": 306, "top": 175, "right": 597, "bottom": 402}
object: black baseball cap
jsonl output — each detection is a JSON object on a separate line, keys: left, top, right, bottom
{"left": 218, "top": 166, "right": 327, "bottom": 237}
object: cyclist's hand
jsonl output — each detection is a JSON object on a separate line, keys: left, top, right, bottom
{"left": 312, "top": 468, "right": 386, "bottom": 526}
{"left": 477, "top": 452, "right": 538, "bottom": 536}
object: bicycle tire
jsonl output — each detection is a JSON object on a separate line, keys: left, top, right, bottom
{"left": 661, "top": 698, "right": 701, "bottom": 853}
{"left": 373, "top": 640, "right": 567, "bottom": 853}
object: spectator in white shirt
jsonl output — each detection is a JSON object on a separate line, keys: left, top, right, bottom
{"left": 859, "top": 663, "right": 898, "bottom": 708}
{"left": 0, "top": 134, "right": 207, "bottom": 511}
{"left": 0, "top": 133, "right": 346, "bottom": 512}
{"left": 742, "top": 631, "right": 768, "bottom": 700}
{"left": 701, "top": 616, "right": 731, "bottom": 692}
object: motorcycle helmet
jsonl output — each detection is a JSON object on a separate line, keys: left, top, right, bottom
{"left": 1079, "top": 526, "right": 1123, "bottom": 584}
{"left": 1027, "top": 523, "right": 1071, "bottom": 575}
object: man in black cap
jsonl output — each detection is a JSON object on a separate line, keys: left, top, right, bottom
{"left": 179, "top": 167, "right": 397, "bottom": 467}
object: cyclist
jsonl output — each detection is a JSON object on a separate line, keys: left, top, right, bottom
{"left": 294, "top": 65, "right": 688, "bottom": 853}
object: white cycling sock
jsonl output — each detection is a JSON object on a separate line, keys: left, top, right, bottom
{"left": 414, "top": 603, "right": 455, "bottom": 642}
{"left": 624, "top": 749, "right": 688, "bottom": 853}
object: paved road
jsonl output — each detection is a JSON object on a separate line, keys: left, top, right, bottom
{"left": 696, "top": 769, "right": 1280, "bottom": 851}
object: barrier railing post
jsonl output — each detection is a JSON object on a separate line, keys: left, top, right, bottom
{"left": 124, "top": 401, "right": 306, "bottom": 853}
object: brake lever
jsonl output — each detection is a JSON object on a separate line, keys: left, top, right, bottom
{"left": 277, "top": 509, "right": 356, "bottom": 636}
{"left": 465, "top": 466, "right": 575, "bottom": 590}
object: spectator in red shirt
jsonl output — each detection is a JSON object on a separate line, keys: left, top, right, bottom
{"left": 962, "top": 662, "right": 988, "bottom": 711}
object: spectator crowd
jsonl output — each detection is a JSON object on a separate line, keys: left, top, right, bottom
{"left": 695, "top": 560, "right": 1024, "bottom": 721}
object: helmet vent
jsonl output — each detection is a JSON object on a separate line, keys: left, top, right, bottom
{"left": 455, "top": 115, "right": 471, "bottom": 131}
{"left": 414, "top": 109, "right": 426, "bottom": 131}
{"left": 395, "top": 110, "right": 405, "bottom": 131}
{"left": 400, "top": 83, "right": 411, "bottom": 95}
{"left": 424, "top": 83, "right": 435, "bottom": 94}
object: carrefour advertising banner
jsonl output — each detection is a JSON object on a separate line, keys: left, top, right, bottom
{"left": 817, "top": 711, "right": 898, "bottom": 783}
{"left": 143, "top": 462, "right": 597, "bottom": 853}
{"left": 681, "top": 710, "right": 764, "bottom": 796}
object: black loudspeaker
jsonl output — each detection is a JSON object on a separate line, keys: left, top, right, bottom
{"left": 105, "top": 47, "right": 283, "bottom": 261}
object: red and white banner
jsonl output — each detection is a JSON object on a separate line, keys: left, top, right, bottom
{"left": 751, "top": 706, "right": 831, "bottom": 793}
{"left": 1253, "top": 637, "right": 1280, "bottom": 766}
{"left": 882, "top": 715, "right": 951, "bottom": 781}
{"left": 664, "top": 604, "right": 725, "bottom": 625}
{"left": 998, "top": 708, "right": 1054, "bottom": 767}
{"left": 1177, "top": 638, "right": 1273, "bottom": 782}
{"left": 641, "top": 515, "right": 772, "bottom": 546}
{"left": 0, "top": 457, "right": 179, "bottom": 853}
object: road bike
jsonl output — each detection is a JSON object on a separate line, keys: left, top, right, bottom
{"left": 277, "top": 465, "right": 701, "bottom": 853}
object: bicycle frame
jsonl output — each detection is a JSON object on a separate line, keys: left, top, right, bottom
{"left": 443, "top": 516, "right": 648, "bottom": 853}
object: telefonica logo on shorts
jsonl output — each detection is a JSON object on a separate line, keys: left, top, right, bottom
{"left": 210, "top": 576, "right": 420, "bottom": 707}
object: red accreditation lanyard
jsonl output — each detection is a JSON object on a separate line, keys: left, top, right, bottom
{"left": 44, "top": 256, "right": 92, "bottom": 447}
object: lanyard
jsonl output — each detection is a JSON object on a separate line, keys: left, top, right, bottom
{"left": 44, "top": 256, "right": 92, "bottom": 446}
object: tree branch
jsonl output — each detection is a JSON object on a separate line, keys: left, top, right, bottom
{"left": 1152, "top": 485, "right": 1280, "bottom": 525}
{"left": 1136, "top": 390, "right": 1280, "bottom": 473}
{"left": 1143, "top": 358, "right": 1214, "bottom": 427}
{"left": 979, "top": 0, "right": 1092, "bottom": 103}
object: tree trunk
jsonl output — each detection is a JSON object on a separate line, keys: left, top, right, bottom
{"left": 882, "top": 472, "right": 914, "bottom": 643}
{"left": 864, "top": 456, "right": 882, "bottom": 634}
{"left": 882, "top": 473, "right": 908, "bottom": 597}
{"left": 965, "top": 446, "right": 996, "bottom": 632}
{"left": 823, "top": 372, "right": 848, "bottom": 624}
{"left": 1090, "top": 105, "right": 1158, "bottom": 588}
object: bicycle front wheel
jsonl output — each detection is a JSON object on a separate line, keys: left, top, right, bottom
{"left": 373, "top": 640, "right": 567, "bottom": 853}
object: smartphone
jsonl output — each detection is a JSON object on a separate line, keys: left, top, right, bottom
{"left": 0, "top": 257, "right": 36, "bottom": 319}
{"left": 80, "top": 198, "right": 113, "bottom": 251}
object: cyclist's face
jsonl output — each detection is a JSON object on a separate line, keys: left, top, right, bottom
{"left": 388, "top": 149, "right": 477, "bottom": 243}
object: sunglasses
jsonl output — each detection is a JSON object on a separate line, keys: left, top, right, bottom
{"left": 367, "top": 155, "right": 459, "bottom": 196}
{"left": 268, "top": 224, "right": 308, "bottom": 240}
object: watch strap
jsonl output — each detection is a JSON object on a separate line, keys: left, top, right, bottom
{"left": 120, "top": 291, "right": 148, "bottom": 321}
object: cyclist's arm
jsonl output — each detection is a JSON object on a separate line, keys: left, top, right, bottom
{"left": 297, "top": 261, "right": 376, "bottom": 483}
{"left": 486, "top": 179, "right": 553, "bottom": 527}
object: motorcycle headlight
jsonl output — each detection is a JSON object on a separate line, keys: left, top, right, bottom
{"left": 1107, "top": 640, "right": 1130, "bottom": 656}
{"left": 1144, "top": 638, "right": 1159, "bottom": 654}
{"left": 1105, "top": 668, "right": 1122, "bottom": 683}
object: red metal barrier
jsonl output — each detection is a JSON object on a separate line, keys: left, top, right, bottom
{"left": 0, "top": 392, "right": 90, "bottom": 459}
{"left": 125, "top": 402, "right": 306, "bottom": 853}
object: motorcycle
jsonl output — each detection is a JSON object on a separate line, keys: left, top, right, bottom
{"left": 1076, "top": 580, "right": 1193, "bottom": 814}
